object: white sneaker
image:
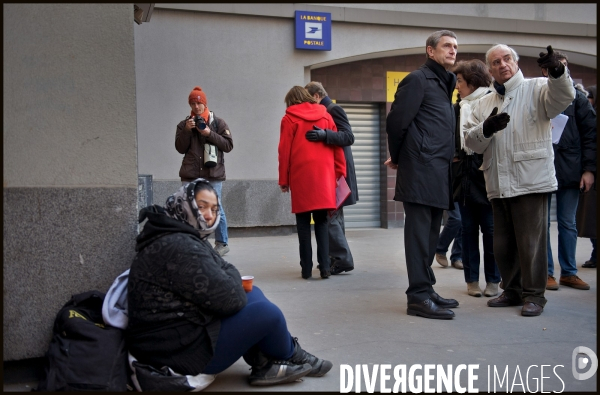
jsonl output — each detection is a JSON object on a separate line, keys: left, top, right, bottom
{"left": 467, "top": 282, "right": 482, "bottom": 297}
{"left": 484, "top": 282, "right": 499, "bottom": 297}
{"left": 435, "top": 253, "right": 449, "bottom": 267}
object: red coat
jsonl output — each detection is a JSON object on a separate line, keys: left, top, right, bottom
{"left": 278, "top": 102, "right": 346, "bottom": 213}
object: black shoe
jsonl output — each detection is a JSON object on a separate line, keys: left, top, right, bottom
{"left": 289, "top": 337, "right": 333, "bottom": 377}
{"left": 316, "top": 265, "right": 331, "bottom": 279}
{"left": 248, "top": 360, "right": 312, "bottom": 386}
{"left": 407, "top": 299, "right": 455, "bottom": 320}
{"left": 330, "top": 261, "right": 354, "bottom": 275}
{"left": 582, "top": 260, "right": 597, "bottom": 268}
{"left": 300, "top": 261, "right": 312, "bottom": 279}
{"left": 429, "top": 292, "right": 459, "bottom": 308}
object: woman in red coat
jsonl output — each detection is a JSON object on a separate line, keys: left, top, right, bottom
{"left": 278, "top": 86, "right": 346, "bottom": 279}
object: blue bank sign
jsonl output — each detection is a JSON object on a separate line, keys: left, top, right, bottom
{"left": 295, "top": 11, "right": 331, "bottom": 51}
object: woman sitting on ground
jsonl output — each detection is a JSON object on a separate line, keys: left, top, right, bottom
{"left": 126, "top": 178, "right": 332, "bottom": 386}
{"left": 278, "top": 86, "right": 346, "bottom": 279}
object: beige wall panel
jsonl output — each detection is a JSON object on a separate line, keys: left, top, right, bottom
{"left": 136, "top": 8, "right": 595, "bottom": 182}
{"left": 3, "top": 4, "right": 138, "bottom": 187}
{"left": 313, "top": 3, "right": 596, "bottom": 24}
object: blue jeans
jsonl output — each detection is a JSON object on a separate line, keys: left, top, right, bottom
{"left": 436, "top": 202, "right": 462, "bottom": 263}
{"left": 547, "top": 189, "right": 579, "bottom": 277}
{"left": 459, "top": 201, "right": 500, "bottom": 283}
{"left": 203, "top": 286, "right": 294, "bottom": 374}
{"left": 209, "top": 181, "right": 228, "bottom": 245}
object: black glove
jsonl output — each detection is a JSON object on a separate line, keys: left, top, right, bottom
{"left": 483, "top": 107, "right": 510, "bottom": 138}
{"left": 537, "top": 45, "right": 565, "bottom": 78}
{"left": 305, "top": 125, "right": 327, "bottom": 142}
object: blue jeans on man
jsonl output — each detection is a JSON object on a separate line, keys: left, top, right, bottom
{"left": 436, "top": 202, "right": 462, "bottom": 265}
{"left": 547, "top": 189, "right": 579, "bottom": 277}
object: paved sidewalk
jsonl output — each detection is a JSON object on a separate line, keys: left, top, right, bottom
{"left": 4, "top": 224, "right": 597, "bottom": 392}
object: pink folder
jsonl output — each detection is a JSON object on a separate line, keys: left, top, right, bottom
{"left": 335, "top": 176, "right": 351, "bottom": 209}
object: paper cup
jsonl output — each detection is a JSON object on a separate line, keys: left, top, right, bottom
{"left": 241, "top": 276, "right": 254, "bottom": 292}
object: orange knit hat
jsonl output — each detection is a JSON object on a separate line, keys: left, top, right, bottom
{"left": 188, "top": 86, "right": 207, "bottom": 105}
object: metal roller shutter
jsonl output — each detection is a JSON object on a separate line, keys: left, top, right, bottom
{"left": 337, "top": 103, "right": 381, "bottom": 228}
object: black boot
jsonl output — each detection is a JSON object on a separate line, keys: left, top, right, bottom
{"left": 429, "top": 292, "right": 459, "bottom": 308}
{"left": 330, "top": 259, "right": 354, "bottom": 275}
{"left": 316, "top": 264, "right": 331, "bottom": 279}
{"left": 300, "top": 261, "right": 312, "bottom": 279}
{"left": 289, "top": 337, "right": 333, "bottom": 377}
{"left": 244, "top": 345, "right": 312, "bottom": 386}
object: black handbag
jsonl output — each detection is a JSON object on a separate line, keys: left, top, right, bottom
{"left": 576, "top": 185, "right": 597, "bottom": 238}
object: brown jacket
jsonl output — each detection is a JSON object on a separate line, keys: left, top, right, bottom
{"left": 175, "top": 112, "right": 233, "bottom": 181}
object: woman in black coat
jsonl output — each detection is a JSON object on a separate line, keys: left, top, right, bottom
{"left": 126, "top": 178, "right": 332, "bottom": 387}
{"left": 451, "top": 60, "right": 501, "bottom": 297}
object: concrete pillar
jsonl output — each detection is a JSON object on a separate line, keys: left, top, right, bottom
{"left": 3, "top": 3, "right": 138, "bottom": 360}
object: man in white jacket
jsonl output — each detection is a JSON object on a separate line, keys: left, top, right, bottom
{"left": 464, "top": 44, "right": 575, "bottom": 317}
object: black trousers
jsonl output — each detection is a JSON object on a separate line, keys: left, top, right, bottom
{"left": 328, "top": 207, "right": 354, "bottom": 267}
{"left": 491, "top": 193, "right": 548, "bottom": 306}
{"left": 296, "top": 210, "right": 329, "bottom": 275}
{"left": 403, "top": 202, "right": 444, "bottom": 303}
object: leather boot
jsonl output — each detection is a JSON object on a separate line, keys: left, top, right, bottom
{"left": 407, "top": 299, "right": 455, "bottom": 320}
{"left": 300, "top": 261, "right": 312, "bottom": 279}
{"left": 429, "top": 292, "right": 459, "bottom": 308}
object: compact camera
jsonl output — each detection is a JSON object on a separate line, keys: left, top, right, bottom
{"left": 194, "top": 115, "right": 207, "bottom": 130}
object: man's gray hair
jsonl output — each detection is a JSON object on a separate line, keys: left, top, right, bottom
{"left": 305, "top": 81, "right": 328, "bottom": 98}
{"left": 425, "top": 30, "right": 457, "bottom": 58}
{"left": 485, "top": 44, "right": 519, "bottom": 68}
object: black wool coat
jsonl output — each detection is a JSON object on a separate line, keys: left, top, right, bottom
{"left": 553, "top": 87, "right": 597, "bottom": 190}
{"left": 451, "top": 103, "right": 490, "bottom": 206}
{"left": 320, "top": 95, "right": 359, "bottom": 206}
{"left": 386, "top": 62, "right": 456, "bottom": 210}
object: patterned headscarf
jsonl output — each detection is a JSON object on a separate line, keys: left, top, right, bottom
{"left": 164, "top": 178, "right": 220, "bottom": 240}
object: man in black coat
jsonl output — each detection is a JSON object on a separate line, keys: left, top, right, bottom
{"left": 541, "top": 53, "right": 596, "bottom": 291}
{"left": 385, "top": 30, "right": 459, "bottom": 319}
{"left": 304, "top": 81, "right": 358, "bottom": 275}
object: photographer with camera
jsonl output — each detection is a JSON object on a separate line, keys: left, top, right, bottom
{"left": 176, "top": 86, "right": 234, "bottom": 256}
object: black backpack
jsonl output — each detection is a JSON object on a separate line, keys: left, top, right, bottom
{"left": 36, "top": 290, "right": 129, "bottom": 391}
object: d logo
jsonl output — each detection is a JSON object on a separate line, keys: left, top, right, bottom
{"left": 572, "top": 346, "right": 598, "bottom": 380}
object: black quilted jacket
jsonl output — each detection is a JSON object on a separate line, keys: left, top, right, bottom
{"left": 126, "top": 205, "right": 247, "bottom": 374}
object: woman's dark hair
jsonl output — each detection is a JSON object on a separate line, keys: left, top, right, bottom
{"left": 452, "top": 59, "right": 492, "bottom": 90}
{"left": 284, "top": 86, "right": 317, "bottom": 107}
{"left": 194, "top": 180, "right": 218, "bottom": 198}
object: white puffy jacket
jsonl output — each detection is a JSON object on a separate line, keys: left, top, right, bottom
{"left": 464, "top": 69, "right": 575, "bottom": 199}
